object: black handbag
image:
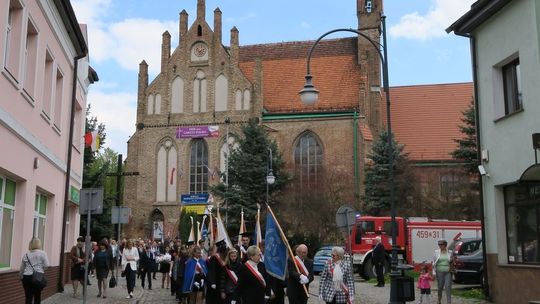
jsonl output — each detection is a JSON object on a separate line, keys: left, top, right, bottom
{"left": 109, "top": 276, "right": 117, "bottom": 288}
{"left": 26, "top": 254, "right": 47, "bottom": 289}
{"left": 121, "top": 270, "right": 126, "bottom": 277}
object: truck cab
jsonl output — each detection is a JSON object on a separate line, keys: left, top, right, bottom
{"left": 350, "top": 216, "right": 406, "bottom": 279}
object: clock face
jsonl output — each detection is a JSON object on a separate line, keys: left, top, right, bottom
{"left": 191, "top": 43, "right": 208, "bottom": 62}
{"left": 194, "top": 45, "right": 207, "bottom": 57}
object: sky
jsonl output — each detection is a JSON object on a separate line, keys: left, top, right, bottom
{"left": 71, "top": 0, "right": 476, "bottom": 156}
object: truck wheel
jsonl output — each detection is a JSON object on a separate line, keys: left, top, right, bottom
{"left": 361, "top": 258, "right": 374, "bottom": 280}
{"left": 362, "top": 257, "right": 390, "bottom": 280}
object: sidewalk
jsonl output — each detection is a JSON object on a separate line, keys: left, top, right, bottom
{"left": 43, "top": 275, "right": 178, "bottom": 304}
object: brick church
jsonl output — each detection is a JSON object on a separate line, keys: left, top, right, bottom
{"left": 123, "top": 0, "right": 474, "bottom": 239}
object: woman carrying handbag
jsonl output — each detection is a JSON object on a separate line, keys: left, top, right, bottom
{"left": 20, "top": 238, "right": 49, "bottom": 304}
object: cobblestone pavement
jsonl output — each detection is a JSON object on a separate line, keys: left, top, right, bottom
{"left": 43, "top": 275, "right": 491, "bottom": 304}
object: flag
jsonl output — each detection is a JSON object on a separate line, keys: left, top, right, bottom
{"left": 215, "top": 211, "right": 233, "bottom": 249}
{"left": 200, "top": 215, "right": 208, "bottom": 241}
{"left": 84, "top": 130, "right": 100, "bottom": 152}
{"left": 188, "top": 216, "right": 195, "bottom": 243}
{"left": 264, "top": 210, "right": 288, "bottom": 280}
{"left": 238, "top": 209, "right": 246, "bottom": 248}
{"left": 254, "top": 205, "right": 262, "bottom": 249}
{"left": 196, "top": 221, "right": 200, "bottom": 243}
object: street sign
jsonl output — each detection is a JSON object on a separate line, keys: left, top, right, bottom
{"left": 79, "top": 188, "right": 104, "bottom": 215}
{"left": 336, "top": 205, "right": 356, "bottom": 229}
{"left": 111, "top": 206, "right": 130, "bottom": 224}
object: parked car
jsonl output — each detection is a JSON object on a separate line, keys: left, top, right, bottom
{"left": 313, "top": 246, "right": 333, "bottom": 274}
{"left": 449, "top": 237, "right": 484, "bottom": 285}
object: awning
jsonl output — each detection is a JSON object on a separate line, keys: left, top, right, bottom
{"left": 519, "top": 164, "right": 540, "bottom": 182}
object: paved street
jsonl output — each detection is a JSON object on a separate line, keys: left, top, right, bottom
{"left": 43, "top": 274, "right": 491, "bottom": 304}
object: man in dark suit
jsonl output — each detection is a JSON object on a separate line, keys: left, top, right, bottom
{"left": 140, "top": 245, "right": 155, "bottom": 289}
{"left": 373, "top": 236, "right": 385, "bottom": 287}
{"left": 286, "top": 244, "right": 314, "bottom": 304}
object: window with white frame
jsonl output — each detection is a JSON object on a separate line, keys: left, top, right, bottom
{"left": 23, "top": 18, "right": 38, "bottom": 99}
{"left": 0, "top": 175, "right": 16, "bottom": 269}
{"left": 53, "top": 68, "right": 64, "bottom": 130}
{"left": 505, "top": 184, "right": 540, "bottom": 265}
{"left": 42, "top": 50, "right": 54, "bottom": 119}
{"left": 4, "top": 0, "right": 24, "bottom": 80}
{"left": 502, "top": 58, "right": 522, "bottom": 115}
{"left": 33, "top": 192, "right": 47, "bottom": 243}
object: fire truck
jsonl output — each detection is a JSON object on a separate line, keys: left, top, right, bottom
{"left": 349, "top": 216, "right": 481, "bottom": 279}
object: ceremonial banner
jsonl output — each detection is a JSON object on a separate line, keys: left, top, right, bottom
{"left": 264, "top": 212, "right": 288, "bottom": 280}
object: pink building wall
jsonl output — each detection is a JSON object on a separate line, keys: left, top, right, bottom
{"left": 0, "top": 0, "right": 91, "bottom": 279}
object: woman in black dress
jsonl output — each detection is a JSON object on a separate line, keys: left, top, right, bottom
{"left": 157, "top": 246, "right": 172, "bottom": 289}
{"left": 220, "top": 248, "right": 241, "bottom": 304}
{"left": 93, "top": 241, "right": 113, "bottom": 298}
{"left": 237, "top": 246, "right": 272, "bottom": 304}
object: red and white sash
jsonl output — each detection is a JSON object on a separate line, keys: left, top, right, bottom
{"left": 195, "top": 260, "right": 203, "bottom": 274}
{"left": 245, "top": 261, "right": 266, "bottom": 288}
{"left": 294, "top": 256, "right": 309, "bottom": 276}
{"left": 225, "top": 266, "right": 238, "bottom": 285}
{"left": 214, "top": 254, "right": 226, "bottom": 267}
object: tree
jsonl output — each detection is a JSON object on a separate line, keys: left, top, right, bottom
{"left": 451, "top": 99, "right": 478, "bottom": 176}
{"left": 363, "top": 131, "right": 413, "bottom": 215}
{"left": 210, "top": 119, "right": 288, "bottom": 233}
{"left": 80, "top": 106, "right": 116, "bottom": 240}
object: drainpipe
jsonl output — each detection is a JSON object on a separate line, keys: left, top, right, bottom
{"left": 470, "top": 36, "right": 490, "bottom": 299}
{"left": 353, "top": 111, "right": 360, "bottom": 205}
{"left": 58, "top": 54, "right": 85, "bottom": 292}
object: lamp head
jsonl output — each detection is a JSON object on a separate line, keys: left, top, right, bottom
{"left": 266, "top": 171, "right": 276, "bottom": 185}
{"left": 299, "top": 74, "right": 319, "bottom": 105}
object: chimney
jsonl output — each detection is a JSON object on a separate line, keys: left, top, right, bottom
{"left": 137, "top": 60, "right": 148, "bottom": 123}
{"left": 214, "top": 8, "right": 222, "bottom": 45}
{"left": 197, "top": 0, "right": 205, "bottom": 21}
{"left": 230, "top": 26, "right": 239, "bottom": 64}
{"left": 179, "top": 10, "right": 188, "bottom": 45}
{"left": 161, "top": 31, "right": 171, "bottom": 74}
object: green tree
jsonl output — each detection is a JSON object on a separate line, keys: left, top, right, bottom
{"left": 451, "top": 99, "right": 478, "bottom": 176}
{"left": 80, "top": 106, "right": 117, "bottom": 240}
{"left": 210, "top": 119, "right": 288, "bottom": 232}
{"left": 363, "top": 131, "right": 413, "bottom": 215}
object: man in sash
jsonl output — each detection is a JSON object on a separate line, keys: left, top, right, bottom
{"left": 206, "top": 241, "right": 228, "bottom": 304}
{"left": 287, "top": 244, "right": 314, "bottom": 304}
{"left": 235, "top": 233, "right": 251, "bottom": 263}
{"left": 182, "top": 246, "right": 208, "bottom": 304}
{"left": 237, "top": 245, "right": 272, "bottom": 304}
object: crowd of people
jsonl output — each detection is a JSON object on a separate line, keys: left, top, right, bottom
{"left": 18, "top": 233, "right": 456, "bottom": 304}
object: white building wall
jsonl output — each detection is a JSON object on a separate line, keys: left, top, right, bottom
{"left": 474, "top": 0, "right": 540, "bottom": 259}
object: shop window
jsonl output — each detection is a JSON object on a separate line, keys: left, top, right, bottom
{"left": 505, "top": 184, "right": 540, "bottom": 264}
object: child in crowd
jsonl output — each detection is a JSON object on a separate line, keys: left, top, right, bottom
{"left": 417, "top": 264, "right": 433, "bottom": 304}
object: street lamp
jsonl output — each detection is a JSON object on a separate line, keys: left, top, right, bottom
{"left": 299, "top": 16, "right": 401, "bottom": 303}
{"left": 266, "top": 147, "right": 275, "bottom": 203}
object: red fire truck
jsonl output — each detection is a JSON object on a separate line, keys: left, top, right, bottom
{"left": 349, "top": 216, "right": 481, "bottom": 279}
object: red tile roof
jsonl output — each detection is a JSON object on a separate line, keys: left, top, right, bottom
{"left": 386, "top": 83, "right": 474, "bottom": 161}
{"left": 239, "top": 38, "right": 362, "bottom": 113}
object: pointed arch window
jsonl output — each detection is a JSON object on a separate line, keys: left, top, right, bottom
{"left": 190, "top": 139, "right": 208, "bottom": 193}
{"left": 294, "top": 132, "right": 323, "bottom": 188}
{"left": 193, "top": 70, "right": 207, "bottom": 113}
{"left": 156, "top": 139, "right": 177, "bottom": 202}
{"left": 171, "top": 76, "right": 184, "bottom": 113}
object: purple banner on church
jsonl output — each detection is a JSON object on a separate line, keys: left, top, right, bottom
{"left": 176, "top": 125, "right": 219, "bottom": 139}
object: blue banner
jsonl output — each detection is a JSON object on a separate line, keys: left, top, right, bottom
{"left": 264, "top": 213, "right": 288, "bottom": 280}
{"left": 181, "top": 193, "right": 209, "bottom": 205}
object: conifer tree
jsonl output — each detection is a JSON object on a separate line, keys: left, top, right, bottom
{"left": 210, "top": 119, "right": 287, "bottom": 232}
{"left": 363, "top": 131, "right": 412, "bottom": 215}
{"left": 451, "top": 99, "right": 478, "bottom": 176}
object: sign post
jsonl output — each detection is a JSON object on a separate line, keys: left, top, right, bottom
{"left": 336, "top": 205, "right": 357, "bottom": 271}
{"left": 79, "top": 188, "right": 104, "bottom": 304}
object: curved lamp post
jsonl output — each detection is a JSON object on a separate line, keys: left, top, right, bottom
{"left": 299, "top": 16, "right": 400, "bottom": 303}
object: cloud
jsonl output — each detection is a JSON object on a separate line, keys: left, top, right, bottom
{"left": 389, "top": 0, "right": 476, "bottom": 40}
{"left": 72, "top": 0, "right": 177, "bottom": 75}
{"left": 87, "top": 89, "right": 137, "bottom": 154}
{"left": 300, "top": 21, "right": 311, "bottom": 29}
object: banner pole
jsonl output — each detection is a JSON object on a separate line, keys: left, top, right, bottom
{"left": 265, "top": 204, "right": 309, "bottom": 298}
